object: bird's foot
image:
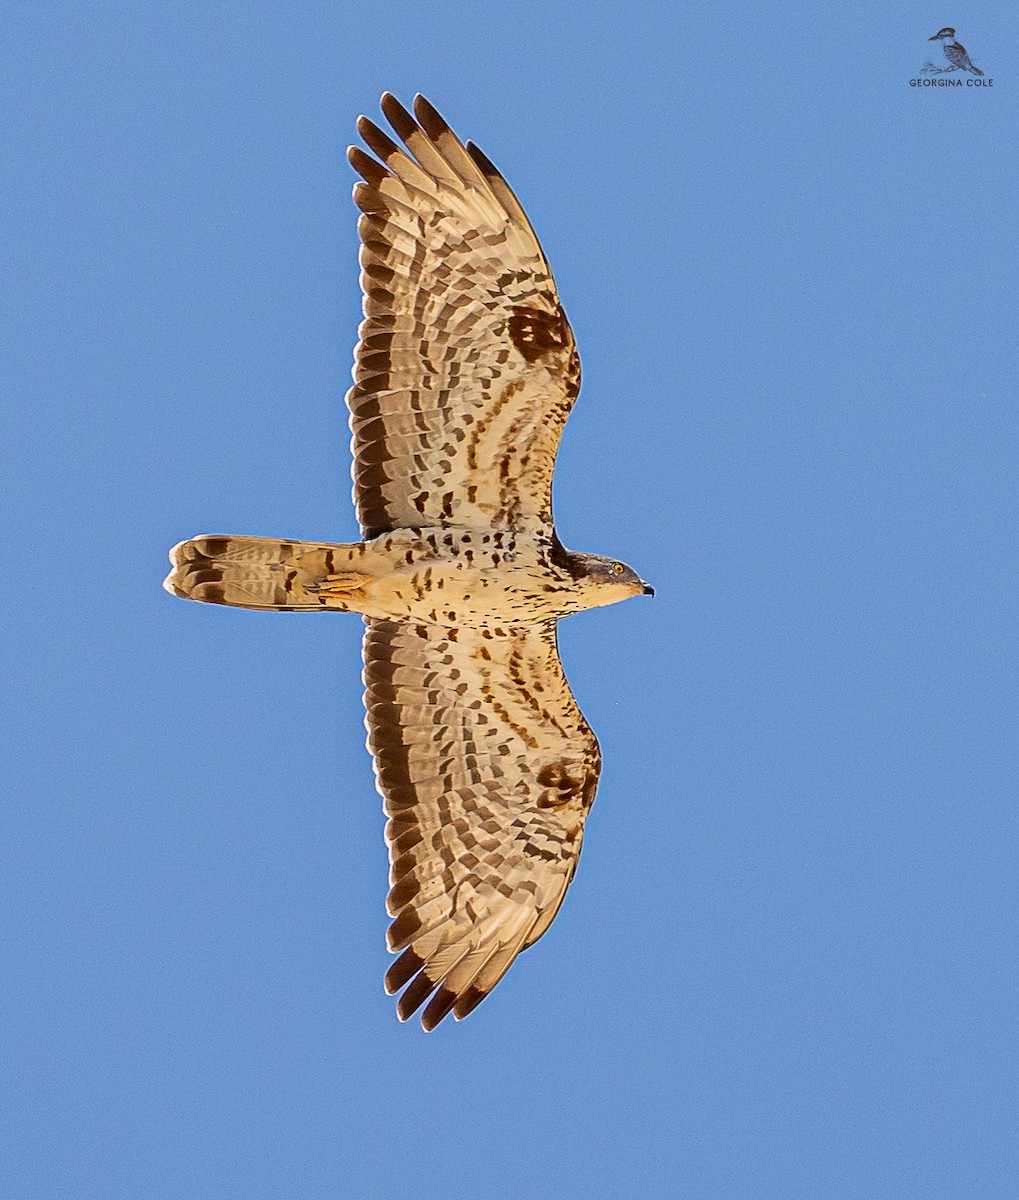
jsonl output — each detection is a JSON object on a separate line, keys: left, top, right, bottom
{"left": 308, "top": 572, "right": 372, "bottom": 601}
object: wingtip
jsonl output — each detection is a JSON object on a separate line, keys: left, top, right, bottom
{"left": 464, "top": 139, "right": 499, "bottom": 178}
{"left": 420, "top": 985, "right": 458, "bottom": 1032}
{"left": 452, "top": 984, "right": 488, "bottom": 1022}
{"left": 384, "top": 948, "right": 424, "bottom": 995}
{"left": 412, "top": 93, "right": 446, "bottom": 134}
{"left": 379, "top": 91, "right": 411, "bottom": 125}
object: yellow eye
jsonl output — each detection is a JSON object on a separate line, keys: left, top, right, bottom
{"left": 611, "top": 562, "right": 625, "bottom": 575}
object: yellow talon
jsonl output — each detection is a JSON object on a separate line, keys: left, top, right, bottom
{"left": 314, "top": 572, "right": 371, "bottom": 600}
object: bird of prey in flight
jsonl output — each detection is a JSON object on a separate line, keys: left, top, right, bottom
{"left": 165, "top": 94, "right": 652, "bottom": 1029}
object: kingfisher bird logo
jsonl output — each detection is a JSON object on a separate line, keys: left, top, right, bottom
{"left": 922, "top": 27, "right": 984, "bottom": 76}
{"left": 912, "top": 26, "right": 992, "bottom": 86}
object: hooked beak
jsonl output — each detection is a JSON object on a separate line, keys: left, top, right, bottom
{"left": 641, "top": 582, "right": 655, "bottom": 597}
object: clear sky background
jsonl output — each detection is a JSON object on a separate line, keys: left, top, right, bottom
{"left": 5, "top": 3, "right": 1017, "bottom": 1197}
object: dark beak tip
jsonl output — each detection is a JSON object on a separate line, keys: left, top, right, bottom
{"left": 642, "top": 584, "right": 655, "bottom": 597}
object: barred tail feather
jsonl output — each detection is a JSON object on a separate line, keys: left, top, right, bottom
{"left": 163, "top": 535, "right": 371, "bottom": 610}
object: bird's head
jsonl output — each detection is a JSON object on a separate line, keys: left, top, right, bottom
{"left": 575, "top": 553, "right": 654, "bottom": 607}
{"left": 929, "top": 27, "right": 955, "bottom": 40}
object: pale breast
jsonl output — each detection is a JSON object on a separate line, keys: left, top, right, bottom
{"left": 358, "top": 528, "right": 572, "bottom": 629}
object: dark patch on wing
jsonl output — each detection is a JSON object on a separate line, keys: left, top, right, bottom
{"left": 508, "top": 304, "right": 572, "bottom": 365}
{"left": 536, "top": 760, "right": 598, "bottom": 810}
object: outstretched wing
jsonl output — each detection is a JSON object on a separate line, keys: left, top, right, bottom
{"left": 347, "top": 94, "right": 581, "bottom": 541}
{"left": 363, "top": 618, "right": 601, "bottom": 1029}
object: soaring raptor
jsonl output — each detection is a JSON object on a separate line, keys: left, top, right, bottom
{"left": 164, "top": 94, "right": 651, "bottom": 1029}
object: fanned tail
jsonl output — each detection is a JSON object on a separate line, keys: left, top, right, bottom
{"left": 163, "top": 535, "right": 372, "bottom": 611}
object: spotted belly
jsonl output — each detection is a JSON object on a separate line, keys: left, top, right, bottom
{"left": 359, "top": 528, "right": 572, "bottom": 629}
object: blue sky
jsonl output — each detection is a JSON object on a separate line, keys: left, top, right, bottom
{"left": 5, "top": 3, "right": 1017, "bottom": 1197}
